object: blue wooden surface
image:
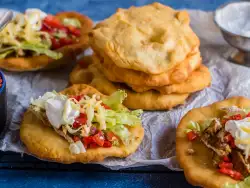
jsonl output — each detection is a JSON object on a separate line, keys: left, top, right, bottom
{"left": 0, "top": 0, "right": 231, "bottom": 187}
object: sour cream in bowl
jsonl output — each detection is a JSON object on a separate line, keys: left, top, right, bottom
{"left": 214, "top": 1, "right": 250, "bottom": 52}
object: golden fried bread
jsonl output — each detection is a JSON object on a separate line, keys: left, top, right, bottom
{"left": 69, "top": 56, "right": 189, "bottom": 110}
{"left": 93, "top": 49, "right": 201, "bottom": 87}
{"left": 129, "top": 64, "right": 211, "bottom": 94}
{"left": 20, "top": 84, "right": 144, "bottom": 163}
{"left": 176, "top": 97, "right": 250, "bottom": 188}
{"left": 89, "top": 2, "right": 200, "bottom": 74}
{"left": 0, "top": 12, "right": 93, "bottom": 72}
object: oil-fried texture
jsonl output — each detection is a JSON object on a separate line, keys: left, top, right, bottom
{"left": 93, "top": 48, "right": 201, "bottom": 87}
{"left": 20, "top": 84, "right": 144, "bottom": 163}
{"left": 90, "top": 2, "right": 200, "bottom": 74}
{"left": 176, "top": 97, "right": 250, "bottom": 188}
{"left": 69, "top": 56, "right": 189, "bottom": 110}
{"left": 129, "top": 64, "right": 211, "bottom": 94}
{"left": 0, "top": 12, "right": 93, "bottom": 72}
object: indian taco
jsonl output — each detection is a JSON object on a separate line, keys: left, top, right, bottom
{"left": 176, "top": 97, "right": 250, "bottom": 188}
{"left": 0, "top": 9, "right": 93, "bottom": 71}
{"left": 20, "top": 84, "right": 144, "bottom": 163}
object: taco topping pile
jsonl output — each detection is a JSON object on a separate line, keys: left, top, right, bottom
{"left": 0, "top": 9, "right": 82, "bottom": 59}
{"left": 185, "top": 106, "right": 250, "bottom": 183}
{"left": 30, "top": 90, "right": 142, "bottom": 154}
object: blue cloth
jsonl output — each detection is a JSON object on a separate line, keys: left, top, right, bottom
{"left": 0, "top": 0, "right": 232, "bottom": 187}
{"left": 1, "top": 0, "right": 231, "bottom": 20}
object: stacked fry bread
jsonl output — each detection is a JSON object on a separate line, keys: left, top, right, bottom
{"left": 70, "top": 2, "right": 211, "bottom": 110}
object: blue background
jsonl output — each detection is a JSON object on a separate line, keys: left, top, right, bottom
{"left": 0, "top": 0, "right": 231, "bottom": 187}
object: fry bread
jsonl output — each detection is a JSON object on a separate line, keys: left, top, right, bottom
{"left": 176, "top": 97, "right": 250, "bottom": 188}
{"left": 20, "top": 84, "right": 144, "bottom": 163}
{"left": 0, "top": 12, "right": 93, "bottom": 72}
{"left": 129, "top": 64, "right": 211, "bottom": 94}
{"left": 89, "top": 2, "right": 200, "bottom": 74}
{"left": 93, "top": 49, "right": 201, "bottom": 87}
{"left": 69, "top": 56, "right": 189, "bottom": 110}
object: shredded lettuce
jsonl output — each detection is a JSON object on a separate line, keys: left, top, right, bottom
{"left": 105, "top": 109, "right": 142, "bottom": 127}
{"left": 109, "top": 124, "right": 131, "bottom": 146}
{"left": 102, "top": 90, "right": 127, "bottom": 110}
{"left": 20, "top": 42, "right": 62, "bottom": 59}
{"left": 185, "top": 119, "right": 214, "bottom": 133}
{"left": 0, "top": 50, "right": 14, "bottom": 58}
{"left": 224, "top": 176, "right": 250, "bottom": 188}
{"left": 63, "top": 18, "right": 81, "bottom": 28}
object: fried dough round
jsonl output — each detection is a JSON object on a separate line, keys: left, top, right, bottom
{"left": 0, "top": 12, "right": 93, "bottom": 72}
{"left": 93, "top": 49, "right": 201, "bottom": 87}
{"left": 69, "top": 56, "right": 189, "bottom": 110}
{"left": 129, "top": 64, "right": 211, "bottom": 94}
{"left": 20, "top": 84, "right": 144, "bottom": 163}
{"left": 176, "top": 97, "right": 250, "bottom": 188}
{"left": 89, "top": 2, "right": 200, "bottom": 74}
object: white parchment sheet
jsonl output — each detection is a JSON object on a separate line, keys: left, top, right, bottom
{"left": 1, "top": 10, "right": 248, "bottom": 170}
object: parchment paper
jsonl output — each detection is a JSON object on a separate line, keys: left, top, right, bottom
{"left": 0, "top": 10, "right": 247, "bottom": 170}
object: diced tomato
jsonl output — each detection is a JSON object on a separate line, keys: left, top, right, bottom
{"left": 224, "top": 134, "right": 236, "bottom": 148}
{"left": 73, "top": 113, "right": 87, "bottom": 128}
{"left": 59, "top": 37, "right": 73, "bottom": 46}
{"left": 41, "top": 23, "right": 52, "bottom": 32}
{"left": 101, "top": 103, "right": 111, "bottom": 109}
{"left": 222, "top": 156, "right": 231, "bottom": 162}
{"left": 73, "top": 136, "right": 80, "bottom": 142}
{"left": 67, "top": 25, "right": 81, "bottom": 37}
{"left": 246, "top": 112, "right": 250, "bottom": 117}
{"left": 187, "top": 131, "right": 198, "bottom": 141}
{"left": 93, "top": 131, "right": 105, "bottom": 146}
{"left": 89, "top": 143, "right": 98, "bottom": 148}
{"left": 103, "top": 140, "right": 112, "bottom": 148}
{"left": 51, "top": 37, "right": 61, "bottom": 50}
{"left": 106, "top": 131, "right": 117, "bottom": 142}
{"left": 218, "top": 168, "right": 244, "bottom": 180}
{"left": 229, "top": 114, "right": 242, "bottom": 121}
{"left": 221, "top": 118, "right": 229, "bottom": 125}
{"left": 73, "top": 95, "right": 83, "bottom": 102}
{"left": 43, "top": 15, "right": 65, "bottom": 30}
{"left": 219, "top": 162, "right": 233, "bottom": 169}
{"left": 83, "top": 136, "right": 94, "bottom": 148}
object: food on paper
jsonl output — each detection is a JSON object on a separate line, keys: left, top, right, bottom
{"left": 69, "top": 56, "right": 189, "bottom": 110}
{"left": 20, "top": 84, "right": 144, "bottom": 163}
{"left": 176, "top": 97, "right": 250, "bottom": 188}
{"left": 0, "top": 9, "right": 93, "bottom": 71}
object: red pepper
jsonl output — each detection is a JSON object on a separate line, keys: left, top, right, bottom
{"left": 187, "top": 131, "right": 198, "bottom": 141}
{"left": 67, "top": 25, "right": 81, "bottom": 37}
{"left": 218, "top": 168, "right": 244, "bottom": 180}
{"left": 73, "top": 136, "right": 80, "bottom": 142}
{"left": 222, "top": 156, "right": 231, "bottom": 162}
{"left": 103, "top": 140, "right": 112, "bottom": 148}
{"left": 246, "top": 112, "right": 250, "bottom": 117}
{"left": 101, "top": 103, "right": 111, "bottom": 110}
{"left": 219, "top": 162, "right": 233, "bottom": 169}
